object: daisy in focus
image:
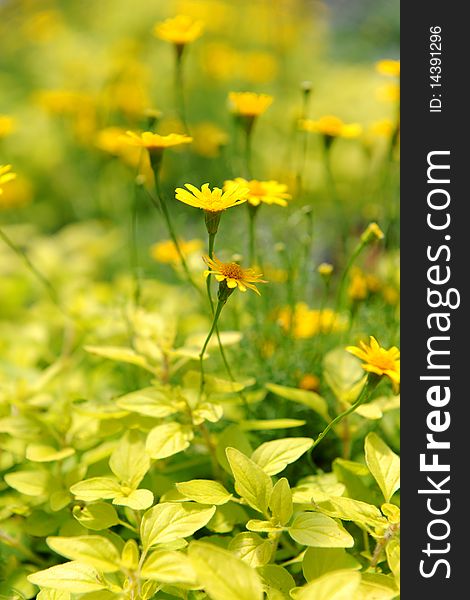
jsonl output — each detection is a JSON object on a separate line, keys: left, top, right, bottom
{"left": 175, "top": 183, "right": 249, "bottom": 212}
{"left": 224, "top": 178, "right": 291, "bottom": 207}
{"left": 124, "top": 131, "right": 192, "bottom": 150}
{"left": 346, "top": 336, "right": 400, "bottom": 392}
{"left": 203, "top": 255, "right": 267, "bottom": 295}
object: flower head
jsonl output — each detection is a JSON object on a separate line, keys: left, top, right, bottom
{"left": 151, "top": 239, "right": 203, "bottom": 264}
{"left": 124, "top": 131, "right": 192, "bottom": 150}
{"left": 375, "top": 59, "right": 400, "bottom": 77}
{"left": 175, "top": 183, "right": 248, "bottom": 213}
{"left": 203, "top": 255, "right": 267, "bottom": 295}
{"left": 300, "top": 115, "right": 362, "bottom": 139}
{"left": 224, "top": 178, "right": 291, "bottom": 207}
{"left": 153, "top": 15, "right": 204, "bottom": 46}
{"left": 0, "top": 165, "right": 16, "bottom": 195}
{"left": 318, "top": 262, "right": 334, "bottom": 277}
{"left": 346, "top": 336, "right": 400, "bottom": 392}
{"left": 228, "top": 92, "right": 273, "bottom": 117}
{"left": 361, "top": 222, "right": 385, "bottom": 244}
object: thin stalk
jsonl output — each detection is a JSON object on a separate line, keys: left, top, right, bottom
{"left": 322, "top": 139, "right": 347, "bottom": 254}
{"left": 199, "top": 299, "right": 225, "bottom": 397}
{"left": 174, "top": 46, "right": 189, "bottom": 134}
{"left": 334, "top": 239, "right": 366, "bottom": 316}
{"left": 244, "top": 127, "right": 253, "bottom": 180}
{"left": 310, "top": 375, "right": 379, "bottom": 453}
{"left": 248, "top": 204, "right": 259, "bottom": 266}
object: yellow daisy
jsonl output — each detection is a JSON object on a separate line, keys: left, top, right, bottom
{"left": 203, "top": 255, "right": 267, "bottom": 295}
{"left": 124, "top": 131, "right": 192, "bottom": 150}
{"left": 224, "top": 178, "right": 291, "bottom": 207}
{"left": 346, "top": 336, "right": 400, "bottom": 392}
{"left": 0, "top": 165, "right": 16, "bottom": 195}
{"left": 175, "top": 183, "right": 249, "bottom": 212}
{"left": 228, "top": 92, "right": 273, "bottom": 117}
{"left": 375, "top": 59, "right": 400, "bottom": 77}
{"left": 300, "top": 115, "right": 362, "bottom": 139}
{"left": 153, "top": 15, "right": 204, "bottom": 46}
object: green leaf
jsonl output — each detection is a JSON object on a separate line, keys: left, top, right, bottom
{"left": 121, "top": 540, "right": 139, "bottom": 570}
{"left": 364, "top": 433, "right": 400, "bottom": 502}
{"left": 140, "top": 503, "right": 216, "bottom": 550}
{"left": 70, "top": 478, "right": 121, "bottom": 502}
{"left": 386, "top": 539, "right": 400, "bottom": 586}
{"left": 216, "top": 425, "right": 253, "bottom": 474}
{"left": 206, "top": 503, "right": 248, "bottom": 533}
{"left": 226, "top": 447, "right": 273, "bottom": 515}
{"left": 246, "top": 520, "right": 284, "bottom": 533}
{"left": 115, "top": 387, "right": 184, "bottom": 418}
{"left": 72, "top": 503, "right": 119, "bottom": 531}
{"left": 25, "top": 445, "right": 75, "bottom": 462}
{"left": 47, "top": 537, "right": 120, "bottom": 573}
{"left": 323, "top": 348, "right": 366, "bottom": 404}
{"left": 145, "top": 422, "right": 193, "bottom": 459}
{"left": 37, "top": 591, "right": 71, "bottom": 600}
{"left": 292, "top": 473, "right": 345, "bottom": 504}
{"left": 27, "top": 562, "right": 107, "bottom": 593}
{"left": 188, "top": 541, "right": 263, "bottom": 600}
{"left": 257, "top": 565, "right": 296, "bottom": 600}
{"left": 357, "top": 573, "right": 399, "bottom": 600}
{"left": 251, "top": 438, "right": 313, "bottom": 476}
{"left": 290, "top": 570, "right": 361, "bottom": 600}
{"left": 266, "top": 383, "right": 330, "bottom": 422}
{"left": 302, "top": 548, "right": 360, "bottom": 581}
{"left": 176, "top": 480, "right": 232, "bottom": 505}
{"left": 109, "top": 431, "right": 150, "bottom": 488}
{"left": 84, "top": 345, "right": 150, "bottom": 369}
{"left": 315, "top": 497, "right": 386, "bottom": 527}
{"left": 4, "top": 470, "right": 49, "bottom": 496}
{"left": 270, "top": 478, "right": 293, "bottom": 526}
{"left": 288, "top": 512, "right": 354, "bottom": 547}
{"left": 228, "top": 533, "right": 273, "bottom": 567}
{"left": 112, "top": 488, "right": 154, "bottom": 510}
{"left": 141, "top": 550, "right": 197, "bottom": 585}
{"left": 239, "top": 419, "right": 305, "bottom": 431}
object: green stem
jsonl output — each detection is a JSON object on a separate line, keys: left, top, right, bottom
{"left": 310, "top": 374, "right": 379, "bottom": 453}
{"left": 244, "top": 126, "right": 253, "bottom": 180}
{"left": 334, "top": 240, "right": 366, "bottom": 315}
{"left": 322, "top": 140, "right": 347, "bottom": 254}
{"left": 248, "top": 205, "right": 258, "bottom": 266}
{"left": 199, "top": 300, "right": 225, "bottom": 397}
{"left": 174, "top": 46, "right": 189, "bottom": 134}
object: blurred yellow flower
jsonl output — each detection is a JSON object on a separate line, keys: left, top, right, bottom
{"left": 175, "top": 183, "right": 248, "bottom": 212}
{"left": 0, "top": 176, "right": 33, "bottom": 210}
{"left": 299, "top": 373, "right": 320, "bottom": 392}
{"left": 95, "top": 127, "right": 129, "bottom": 156}
{"left": 192, "top": 122, "right": 229, "bottom": 157}
{"left": 348, "top": 268, "right": 368, "bottom": 301}
{"left": 382, "top": 285, "right": 400, "bottom": 306}
{"left": 376, "top": 59, "right": 400, "bottom": 77}
{"left": 224, "top": 178, "right": 291, "bottom": 207}
{"left": 125, "top": 131, "right": 192, "bottom": 150}
{"left": 0, "top": 165, "right": 16, "bottom": 195}
{"left": 244, "top": 52, "right": 278, "bottom": 84}
{"left": 346, "top": 336, "right": 400, "bottom": 392}
{"left": 361, "top": 222, "right": 384, "bottom": 243}
{"left": 377, "top": 83, "right": 400, "bottom": 103}
{"left": 228, "top": 92, "right": 273, "bottom": 117}
{"left": 318, "top": 262, "right": 333, "bottom": 277}
{"left": 301, "top": 115, "right": 362, "bottom": 139}
{"left": 21, "top": 9, "right": 65, "bottom": 43}
{"left": 278, "top": 303, "right": 345, "bottom": 338}
{"left": 151, "top": 239, "right": 203, "bottom": 264}
{"left": 369, "top": 119, "right": 394, "bottom": 137}
{"left": 0, "top": 115, "right": 15, "bottom": 138}
{"left": 154, "top": 15, "right": 204, "bottom": 46}
{"left": 203, "top": 255, "right": 266, "bottom": 295}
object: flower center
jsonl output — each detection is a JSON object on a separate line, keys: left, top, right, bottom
{"left": 370, "top": 350, "right": 396, "bottom": 371}
{"left": 248, "top": 181, "right": 266, "bottom": 197}
{"left": 221, "top": 263, "right": 244, "bottom": 280}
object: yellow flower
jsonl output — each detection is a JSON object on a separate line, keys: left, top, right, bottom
{"left": 228, "top": 92, "right": 273, "bottom": 117}
{"left": 299, "top": 374, "right": 320, "bottom": 392}
{"left": 175, "top": 183, "right": 248, "bottom": 212}
{"left": 151, "top": 239, "right": 203, "bottom": 264}
{"left": 0, "top": 176, "right": 32, "bottom": 210}
{"left": 0, "top": 115, "right": 15, "bottom": 139}
{"left": 376, "top": 59, "right": 400, "bottom": 77}
{"left": 346, "top": 336, "right": 400, "bottom": 392}
{"left": 377, "top": 83, "right": 400, "bottom": 103}
{"left": 203, "top": 255, "right": 267, "bottom": 295}
{"left": 318, "top": 262, "right": 333, "bottom": 277}
{"left": 0, "top": 165, "right": 16, "bottom": 195}
{"left": 124, "top": 131, "right": 192, "bottom": 150}
{"left": 278, "top": 303, "right": 345, "bottom": 338}
{"left": 348, "top": 268, "right": 368, "bottom": 301}
{"left": 154, "top": 15, "right": 204, "bottom": 46}
{"left": 369, "top": 119, "right": 394, "bottom": 138}
{"left": 361, "top": 222, "right": 384, "bottom": 244}
{"left": 224, "top": 178, "right": 291, "bottom": 207}
{"left": 301, "top": 115, "right": 362, "bottom": 139}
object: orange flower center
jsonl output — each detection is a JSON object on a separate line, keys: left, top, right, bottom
{"left": 248, "top": 181, "right": 266, "bottom": 197}
{"left": 221, "top": 263, "right": 244, "bottom": 279}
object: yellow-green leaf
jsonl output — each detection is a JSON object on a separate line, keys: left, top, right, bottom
{"left": 239, "top": 419, "right": 305, "bottom": 431}
{"left": 228, "top": 533, "right": 273, "bottom": 567}
{"left": 109, "top": 431, "right": 150, "bottom": 488}
{"left": 386, "top": 539, "right": 400, "bottom": 587}
{"left": 356, "top": 573, "right": 399, "bottom": 600}
{"left": 115, "top": 387, "right": 184, "bottom": 418}
{"left": 72, "top": 503, "right": 119, "bottom": 531}
{"left": 112, "top": 488, "right": 154, "bottom": 510}
{"left": 251, "top": 438, "right": 313, "bottom": 476}
{"left": 37, "top": 591, "right": 70, "bottom": 600}
{"left": 25, "top": 445, "right": 75, "bottom": 462}
{"left": 84, "top": 345, "right": 150, "bottom": 369}
{"left": 27, "top": 562, "right": 107, "bottom": 593}
{"left": 4, "top": 470, "right": 49, "bottom": 496}
{"left": 121, "top": 539, "right": 139, "bottom": 570}
{"left": 323, "top": 348, "right": 366, "bottom": 404}
{"left": 188, "top": 541, "right": 263, "bottom": 600}
{"left": 269, "top": 478, "right": 293, "bottom": 526}
{"left": 215, "top": 425, "right": 252, "bottom": 474}
{"left": 47, "top": 536, "right": 120, "bottom": 573}
{"left": 315, "top": 497, "right": 386, "bottom": 527}
{"left": 70, "top": 478, "right": 121, "bottom": 502}
{"left": 226, "top": 447, "right": 273, "bottom": 515}
{"left": 290, "top": 570, "right": 361, "bottom": 600}
{"left": 176, "top": 480, "right": 232, "bottom": 505}
{"left": 266, "top": 383, "right": 330, "bottom": 422}
{"left": 246, "top": 519, "right": 284, "bottom": 533}
{"left": 302, "top": 548, "right": 360, "bottom": 581}
{"left": 140, "top": 503, "right": 216, "bottom": 550}
{"left": 141, "top": 550, "right": 197, "bottom": 585}
{"left": 364, "top": 433, "right": 400, "bottom": 502}
{"left": 145, "top": 422, "right": 193, "bottom": 459}
{"left": 258, "top": 564, "right": 296, "bottom": 600}
{"left": 288, "top": 512, "right": 354, "bottom": 547}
